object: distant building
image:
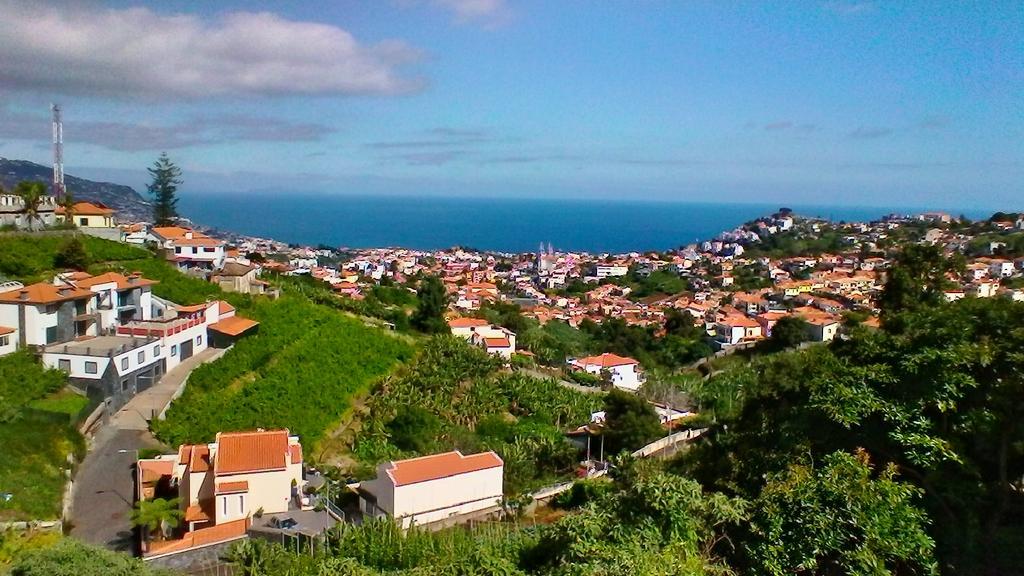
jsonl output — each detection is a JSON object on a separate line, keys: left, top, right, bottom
{"left": 569, "top": 353, "right": 644, "bottom": 391}
{"left": 358, "top": 450, "right": 504, "bottom": 529}
{"left": 0, "top": 194, "right": 57, "bottom": 229}
{"left": 56, "top": 201, "right": 116, "bottom": 228}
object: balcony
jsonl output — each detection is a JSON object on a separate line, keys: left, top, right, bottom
{"left": 117, "top": 315, "right": 204, "bottom": 338}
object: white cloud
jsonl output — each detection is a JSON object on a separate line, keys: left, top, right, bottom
{"left": 0, "top": 2, "right": 423, "bottom": 98}
{"left": 434, "top": 0, "right": 510, "bottom": 22}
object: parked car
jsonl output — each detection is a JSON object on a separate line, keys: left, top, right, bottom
{"left": 270, "top": 516, "right": 298, "bottom": 530}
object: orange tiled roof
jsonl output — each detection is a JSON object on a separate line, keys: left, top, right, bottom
{"left": 185, "top": 501, "right": 213, "bottom": 523}
{"left": 209, "top": 316, "right": 259, "bottom": 337}
{"left": 151, "top": 226, "right": 202, "bottom": 240}
{"left": 386, "top": 450, "right": 503, "bottom": 487}
{"left": 216, "top": 481, "right": 249, "bottom": 494}
{"left": 575, "top": 353, "right": 639, "bottom": 368}
{"left": 56, "top": 201, "right": 114, "bottom": 216}
{"left": 0, "top": 326, "right": 15, "bottom": 336}
{"left": 215, "top": 430, "right": 290, "bottom": 476}
{"left": 74, "top": 272, "right": 157, "bottom": 290}
{"left": 189, "top": 446, "right": 213, "bottom": 473}
{"left": 217, "top": 300, "right": 235, "bottom": 315}
{"left": 0, "top": 282, "right": 94, "bottom": 305}
{"left": 483, "top": 337, "right": 511, "bottom": 348}
{"left": 290, "top": 444, "right": 302, "bottom": 465}
{"left": 448, "top": 317, "right": 490, "bottom": 328}
{"left": 139, "top": 459, "right": 174, "bottom": 483}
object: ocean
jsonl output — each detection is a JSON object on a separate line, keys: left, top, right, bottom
{"left": 176, "top": 193, "right": 982, "bottom": 254}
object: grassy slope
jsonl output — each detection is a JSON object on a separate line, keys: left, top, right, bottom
{"left": 0, "top": 351, "right": 86, "bottom": 521}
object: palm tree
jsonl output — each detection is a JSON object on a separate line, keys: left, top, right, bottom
{"left": 130, "top": 497, "right": 184, "bottom": 541}
{"left": 13, "top": 181, "right": 48, "bottom": 231}
{"left": 59, "top": 192, "right": 76, "bottom": 227}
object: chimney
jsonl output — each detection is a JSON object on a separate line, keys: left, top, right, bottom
{"left": 185, "top": 231, "right": 193, "bottom": 240}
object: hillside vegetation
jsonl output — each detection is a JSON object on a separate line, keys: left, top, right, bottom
{"left": 0, "top": 351, "right": 86, "bottom": 521}
{"left": 351, "top": 337, "right": 601, "bottom": 494}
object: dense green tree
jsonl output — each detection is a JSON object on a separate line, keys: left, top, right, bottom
{"left": 147, "top": 152, "right": 182, "bottom": 225}
{"left": 768, "top": 315, "right": 809, "bottom": 349}
{"left": 386, "top": 406, "right": 441, "bottom": 453}
{"left": 54, "top": 237, "right": 90, "bottom": 270}
{"left": 602, "top": 389, "right": 664, "bottom": 453}
{"left": 879, "top": 244, "right": 963, "bottom": 318}
{"left": 743, "top": 450, "right": 937, "bottom": 575}
{"left": 8, "top": 538, "right": 166, "bottom": 576}
{"left": 410, "top": 275, "right": 448, "bottom": 333}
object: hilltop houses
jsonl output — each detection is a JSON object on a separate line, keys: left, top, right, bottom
{"left": 56, "top": 201, "right": 116, "bottom": 229}
{"left": 0, "top": 193, "right": 57, "bottom": 229}
{"left": 0, "top": 271, "right": 257, "bottom": 412}
{"left": 358, "top": 450, "right": 504, "bottom": 529}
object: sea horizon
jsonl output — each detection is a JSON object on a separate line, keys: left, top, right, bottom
{"left": 177, "top": 192, "right": 993, "bottom": 254}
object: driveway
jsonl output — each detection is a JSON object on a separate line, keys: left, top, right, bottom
{"left": 69, "top": 347, "right": 224, "bottom": 551}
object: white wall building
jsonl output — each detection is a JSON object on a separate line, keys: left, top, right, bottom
{"left": 568, "top": 353, "right": 644, "bottom": 391}
{"left": 359, "top": 451, "right": 504, "bottom": 529}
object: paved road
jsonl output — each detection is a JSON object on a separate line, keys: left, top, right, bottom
{"left": 70, "top": 348, "right": 224, "bottom": 551}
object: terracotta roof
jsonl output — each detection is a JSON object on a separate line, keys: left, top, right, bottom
{"left": 484, "top": 337, "right": 511, "bottom": 348}
{"left": 722, "top": 314, "right": 760, "bottom": 328}
{"left": 217, "top": 300, "right": 235, "bottom": 316}
{"left": 189, "top": 446, "right": 213, "bottom": 473}
{"left": 151, "top": 226, "right": 201, "bottom": 240}
{"left": 174, "top": 302, "right": 212, "bottom": 314}
{"left": 74, "top": 272, "right": 157, "bottom": 290}
{"left": 56, "top": 201, "right": 114, "bottom": 216}
{"left": 175, "top": 237, "right": 224, "bottom": 247}
{"left": 215, "top": 430, "right": 290, "bottom": 476}
{"left": 185, "top": 502, "right": 213, "bottom": 523}
{"left": 139, "top": 459, "right": 174, "bottom": 483}
{"left": 0, "top": 326, "right": 15, "bottom": 336}
{"left": 386, "top": 450, "right": 503, "bottom": 487}
{"left": 0, "top": 282, "right": 94, "bottom": 305}
{"left": 216, "top": 481, "right": 249, "bottom": 494}
{"left": 290, "top": 444, "right": 302, "bottom": 465}
{"left": 209, "top": 316, "right": 259, "bottom": 337}
{"left": 574, "top": 353, "right": 639, "bottom": 368}
{"left": 448, "top": 317, "right": 490, "bottom": 328}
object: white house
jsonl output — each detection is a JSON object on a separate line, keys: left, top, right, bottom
{"left": 0, "top": 282, "right": 98, "bottom": 347}
{"left": 568, "top": 353, "right": 644, "bottom": 391}
{"left": 714, "top": 314, "right": 762, "bottom": 346}
{"left": 359, "top": 450, "right": 504, "bottom": 529}
{"left": 42, "top": 335, "right": 165, "bottom": 411}
{"left": 989, "top": 260, "right": 1016, "bottom": 278}
{"left": 595, "top": 263, "right": 629, "bottom": 279}
{"left": 448, "top": 318, "right": 517, "bottom": 358}
{"left": 149, "top": 226, "right": 226, "bottom": 270}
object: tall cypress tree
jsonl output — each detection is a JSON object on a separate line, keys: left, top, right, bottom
{"left": 147, "top": 152, "right": 182, "bottom": 225}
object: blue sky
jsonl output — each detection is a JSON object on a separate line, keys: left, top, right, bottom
{"left": 0, "top": 0, "right": 1020, "bottom": 209}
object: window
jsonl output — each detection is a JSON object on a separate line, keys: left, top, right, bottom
{"left": 121, "top": 357, "right": 129, "bottom": 371}
{"left": 45, "top": 326, "right": 58, "bottom": 344}
{"left": 175, "top": 246, "right": 182, "bottom": 254}
{"left": 84, "top": 361, "right": 98, "bottom": 374}
{"left": 79, "top": 217, "right": 88, "bottom": 226}
{"left": 204, "top": 247, "right": 215, "bottom": 253}
{"left": 138, "top": 350, "right": 145, "bottom": 363}
{"left": 171, "top": 344, "right": 177, "bottom": 356}
{"left": 154, "top": 345, "right": 161, "bottom": 356}
{"left": 0, "top": 335, "right": 7, "bottom": 347}
{"left": 196, "top": 335, "right": 202, "bottom": 345}
{"left": 121, "top": 378, "right": 129, "bottom": 392}
{"left": 238, "top": 495, "right": 244, "bottom": 514}
{"left": 222, "top": 497, "right": 228, "bottom": 516}
{"left": 58, "top": 359, "right": 70, "bottom": 372}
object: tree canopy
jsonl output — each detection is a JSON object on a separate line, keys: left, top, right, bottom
{"left": 147, "top": 152, "right": 182, "bottom": 226}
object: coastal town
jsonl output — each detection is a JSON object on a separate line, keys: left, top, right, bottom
{"left": 4, "top": 178, "right": 1024, "bottom": 571}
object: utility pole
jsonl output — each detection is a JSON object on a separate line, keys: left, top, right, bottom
{"left": 51, "top": 103, "right": 65, "bottom": 200}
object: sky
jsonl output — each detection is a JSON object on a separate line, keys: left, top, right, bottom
{"left": 0, "top": 0, "right": 1020, "bottom": 209}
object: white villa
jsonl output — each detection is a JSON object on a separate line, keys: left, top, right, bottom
{"left": 568, "top": 352, "right": 645, "bottom": 391}
{"left": 359, "top": 450, "right": 504, "bottom": 529}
